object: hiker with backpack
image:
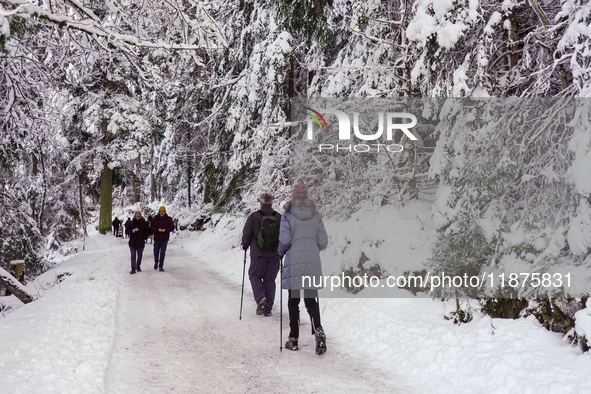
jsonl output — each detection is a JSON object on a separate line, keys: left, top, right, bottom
{"left": 278, "top": 183, "right": 328, "bottom": 355}
{"left": 241, "top": 193, "right": 282, "bottom": 317}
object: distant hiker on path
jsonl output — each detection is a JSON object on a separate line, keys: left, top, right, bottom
{"left": 278, "top": 184, "right": 328, "bottom": 355}
{"left": 147, "top": 215, "right": 154, "bottom": 244}
{"left": 125, "top": 218, "right": 132, "bottom": 238}
{"left": 129, "top": 211, "right": 149, "bottom": 274}
{"left": 112, "top": 217, "right": 121, "bottom": 237}
{"left": 242, "top": 193, "right": 282, "bottom": 317}
{"left": 151, "top": 206, "right": 175, "bottom": 271}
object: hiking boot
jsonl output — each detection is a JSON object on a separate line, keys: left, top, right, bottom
{"left": 315, "top": 327, "right": 327, "bottom": 355}
{"left": 130, "top": 270, "right": 136, "bottom": 275}
{"left": 159, "top": 267, "right": 165, "bottom": 272}
{"left": 264, "top": 309, "right": 272, "bottom": 317}
{"left": 136, "top": 266, "right": 142, "bottom": 272}
{"left": 285, "top": 337, "right": 299, "bottom": 351}
{"left": 256, "top": 297, "right": 267, "bottom": 315}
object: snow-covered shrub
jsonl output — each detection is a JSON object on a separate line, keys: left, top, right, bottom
{"left": 0, "top": 185, "right": 43, "bottom": 273}
{"left": 429, "top": 98, "right": 591, "bottom": 298}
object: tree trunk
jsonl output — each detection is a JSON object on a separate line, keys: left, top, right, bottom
{"left": 400, "top": 0, "right": 417, "bottom": 200}
{"left": 509, "top": 11, "right": 520, "bottom": 68}
{"left": 132, "top": 155, "right": 141, "bottom": 204}
{"left": 529, "top": 0, "right": 569, "bottom": 89}
{"left": 287, "top": 56, "right": 295, "bottom": 138}
{"left": 78, "top": 173, "right": 87, "bottom": 250}
{"left": 187, "top": 162, "right": 192, "bottom": 208}
{"left": 37, "top": 141, "right": 47, "bottom": 235}
{"left": 151, "top": 172, "right": 157, "bottom": 202}
{"left": 132, "top": 181, "right": 139, "bottom": 204}
{"left": 98, "top": 160, "right": 113, "bottom": 234}
{"left": 203, "top": 183, "right": 211, "bottom": 204}
{"left": 150, "top": 138, "right": 157, "bottom": 202}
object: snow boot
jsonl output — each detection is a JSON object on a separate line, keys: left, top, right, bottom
{"left": 154, "top": 262, "right": 158, "bottom": 270}
{"left": 159, "top": 267, "right": 165, "bottom": 272}
{"left": 315, "top": 327, "right": 327, "bottom": 355}
{"left": 130, "top": 270, "right": 136, "bottom": 275}
{"left": 136, "top": 266, "right": 142, "bottom": 272}
{"left": 285, "top": 337, "right": 299, "bottom": 351}
{"left": 256, "top": 297, "right": 267, "bottom": 315}
{"left": 264, "top": 308, "right": 272, "bottom": 317}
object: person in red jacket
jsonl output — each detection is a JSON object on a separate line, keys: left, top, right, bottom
{"left": 151, "top": 206, "right": 175, "bottom": 271}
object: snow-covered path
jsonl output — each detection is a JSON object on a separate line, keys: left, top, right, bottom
{"left": 105, "top": 241, "right": 412, "bottom": 393}
{"left": 3, "top": 228, "right": 591, "bottom": 394}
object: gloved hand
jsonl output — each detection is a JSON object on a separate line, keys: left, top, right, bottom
{"left": 242, "top": 244, "right": 249, "bottom": 251}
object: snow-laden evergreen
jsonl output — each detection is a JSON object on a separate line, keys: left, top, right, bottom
{"left": 2, "top": 2, "right": 591, "bottom": 390}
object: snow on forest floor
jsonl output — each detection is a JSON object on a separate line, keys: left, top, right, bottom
{"left": 180, "top": 206, "right": 591, "bottom": 394}
{"left": 0, "top": 205, "right": 591, "bottom": 393}
{"left": 0, "top": 231, "right": 413, "bottom": 393}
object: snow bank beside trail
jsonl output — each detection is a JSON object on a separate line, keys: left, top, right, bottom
{"left": 174, "top": 213, "right": 246, "bottom": 284}
{"left": 0, "top": 234, "right": 122, "bottom": 394}
{"left": 322, "top": 298, "right": 591, "bottom": 394}
{"left": 322, "top": 200, "right": 435, "bottom": 281}
{"left": 183, "top": 207, "right": 591, "bottom": 394}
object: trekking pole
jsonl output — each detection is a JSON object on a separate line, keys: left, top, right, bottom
{"left": 280, "top": 257, "right": 283, "bottom": 352}
{"left": 239, "top": 250, "right": 247, "bottom": 320}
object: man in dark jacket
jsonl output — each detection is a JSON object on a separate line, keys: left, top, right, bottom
{"left": 151, "top": 206, "right": 175, "bottom": 271}
{"left": 128, "top": 211, "right": 149, "bottom": 274}
{"left": 242, "top": 193, "right": 282, "bottom": 317}
{"left": 112, "top": 217, "right": 121, "bottom": 237}
{"left": 124, "top": 218, "right": 132, "bottom": 238}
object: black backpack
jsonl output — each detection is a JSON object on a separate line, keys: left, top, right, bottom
{"left": 257, "top": 210, "right": 279, "bottom": 251}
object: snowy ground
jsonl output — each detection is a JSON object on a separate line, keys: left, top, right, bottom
{"left": 1, "top": 209, "right": 591, "bottom": 393}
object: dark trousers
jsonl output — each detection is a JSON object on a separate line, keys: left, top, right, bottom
{"left": 130, "top": 246, "right": 144, "bottom": 270}
{"left": 153, "top": 240, "right": 168, "bottom": 268}
{"left": 287, "top": 289, "right": 321, "bottom": 339}
{"left": 248, "top": 257, "right": 280, "bottom": 310}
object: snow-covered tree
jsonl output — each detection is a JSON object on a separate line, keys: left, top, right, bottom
{"left": 428, "top": 98, "right": 591, "bottom": 298}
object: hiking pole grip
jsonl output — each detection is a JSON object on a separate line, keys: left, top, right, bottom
{"left": 240, "top": 250, "right": 246, "bottom": 320}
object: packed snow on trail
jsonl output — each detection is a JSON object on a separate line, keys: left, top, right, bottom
{"left": 0, "top": 204, "right": 591, "bottom": 393}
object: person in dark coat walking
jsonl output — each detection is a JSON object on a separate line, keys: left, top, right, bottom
{"left": 242, "top": 193, "right": 282, "bottom": 317}
{"left": 147, "top": 215, "right": 154, "bottom": 244}
{"left": 278, "top": 184, "right": 328, "bottom": 355}
{"left": 124, "top": 218, "right": 132, "bottom": 238}
{"left": 112, "top": 217, "right": 121, "bottom": 237}
{"left": 151, "top": 206, "right": 175, "bottom": 271}
{"left": 129, "top": 211, "right": 149, "bottom": 274}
